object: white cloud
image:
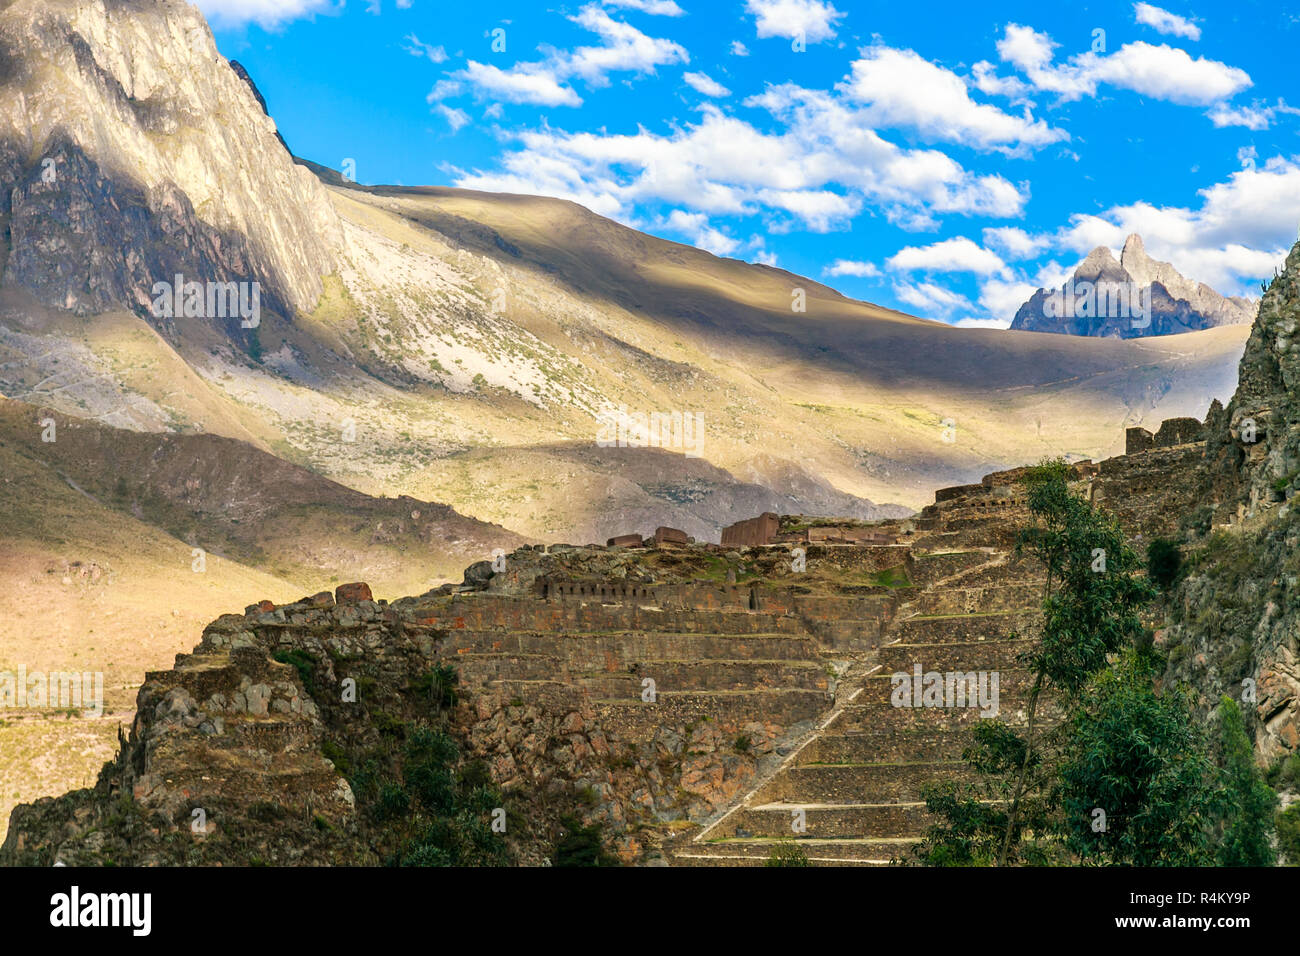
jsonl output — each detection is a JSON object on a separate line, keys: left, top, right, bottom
{"left": 976, "top": 277, "right": 1038, "bottom": 321}
{"left": 195, "top": 0, "right": 337, "bottom": 29}
{"left": 825, "top": 260, "right": 881, "bottom": 278}
{"left": 565, "top": 5, "right": 689, "bottom": 86}
{"left": 457, "top": 61, "right": 582, "bottom": 107}
{"left": 1054, "top": 155, "right": 1300, "bottom": 294}
{"left": 969, "top": 61, "right": 1035, "bottom": 106}
{"left": 403, "top": 33, "right": 447, "bottom": 63}
{"left": 997, "top": 23, "right": 1250, "bottom": 106}
{"left": 983, "top": 226, "right": 1049, "bottom": 260}
{"left": 1211, "top": 99, "right": 1300, "bottom": 130}
{"left": 454, "top": 95, "right": 1026, "bottom": 233}
{"left": 433, "top": 4, "right": 686, "bottom": 108}
{"left": 745, "top": 0, "right": 844, "bottom": 44}
{"left": 886, "top": 237, "right": 1008, "bottom": 276}
{"left": 837, "top": 46, "right": 1066, "bottom": 154}
{"left": 954, "top": 316, "right": 1014, "bottom": 330}
{"left": 684, "top": 72, "right": 732, "bottom": 97}
{"left": 893, "top": 280, "right": 972, "bottom": 317}
{"left": 602, "top": 0, "right": 685, "bottom": 15}
{"left": 745, "top": 85, "right": 1028, "bottom": 222}
{"left": 660, "top": 210, "right": 741, "bottom": 256}
{"left": 435, "top": 103, "right": 470, "bottom": 132}
{"left": 731, "top": 40, "right": 751, "bottom": 56}
{"left": 1134, "top": 3, "right": 1201, "bottom": 41}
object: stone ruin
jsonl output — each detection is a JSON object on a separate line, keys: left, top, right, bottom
{"left": 5, "top": 414, "right": 1252, "bottom": 868}
{"left": 1124, "top": 416, "right": 1206, "bottom": 455}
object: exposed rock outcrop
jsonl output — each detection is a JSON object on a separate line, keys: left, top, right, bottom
{"left": 0, "top": 0, "right": 340, "bottom": 321}
{"left": 1162, "top": 240, "right": 1300, "bottom": 767}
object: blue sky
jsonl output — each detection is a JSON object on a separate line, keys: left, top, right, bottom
{"left": 202, "top": 0, "right": 1300, "bottom": 327}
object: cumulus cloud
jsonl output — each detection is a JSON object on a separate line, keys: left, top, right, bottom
{"left": 953, "top": 316, "right": 1014, "bottom": 330}
{"left": 745, "top": 0, "right": 844, "bottom": 44}
{"left": 684, "top": 72, "right": 732, "bottom": 97}
{"left": 886, "top": 237, "right": 1008, "bottom": 276}
{"left": 825, "top": 260, "right": 881, "bottom": 278}
{"left": 975, "top": 277, "right": 1038, "bottom": 322}
{"left": 453, "top": 95, "right": 1026, "bottom": 233}
{"left": 456, "top": 61, "right": 583, "bottom": 107}
{"left": 731, "top": 40, "right": 750, "bottom": 56}
{"left": 1134, "top": 3, "right": 1201, "bottom": 41}
{"left": 996, "top": 23, "right": 1250, "bottom": 106}
{"left": 195, "top": 0, "right": 338, "bottom": 29}
{"left": 602, "top": 0, "right": 685, "bottom": 15}
{"left": 660, "top": 210, "right": 741, "bottom": 256}
{"left": 837, "top": 46, "right": 1066, "bottom": 154}
{"left": 435, "top": 103, "right": 470, "bottom": 132}
{"left": 433, "top": 3, "right": 687, "bottom": 108}
{"left": 1055, "top": 155, "right": 1300, "bottom": 294}
{"left": 892, "top": 280, "right": 973, "bottom": 317}
{"left": 403, "top": 33, "right": 447, "bottom": 63}
{"left": 982, "top": 226, "right": 1050, "bottom": 260}
{"left": 1205, "top": 99, "right": 1300, "bottom": 130}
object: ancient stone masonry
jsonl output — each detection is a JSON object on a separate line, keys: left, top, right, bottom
{"left": 720, "top": 512, "right": 780, "bottom": 547}
{"left": 1125, "top": 416, "right": 1206, "bottom": 455}
{"left": 8, "top": 415, "right": 1280, "bottom": 867}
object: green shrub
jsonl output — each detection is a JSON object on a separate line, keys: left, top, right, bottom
{"left": 765, "top": 839, "right": 810, "bottom": 867}
{"left": 553, "top": 816, "right": 616, "bottom": 867}
{"left": 1147, "top": 538, "right": 1183, "bottom": 591}
{"left": 1277, "top": 805, "right": 1300, "bottom": 866}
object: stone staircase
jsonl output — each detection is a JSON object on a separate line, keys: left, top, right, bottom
{"left": 673, "top": 539, "right": 1044, "bottom": 866}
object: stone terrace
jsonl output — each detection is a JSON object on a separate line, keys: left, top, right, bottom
{"left": 669, "top": 436, "right": 1204, "bottom": 865}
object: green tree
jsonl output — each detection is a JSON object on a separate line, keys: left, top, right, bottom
{"left": 1059, "top": 651, "right": 1217, "bottom": 866}
{"left": 1211, "top": 695, "right": 1277, "bottom": 866}
{"left": 1146, "top": 538, "right": 1183, "bottom": 591}
{"left": 552, "top": 815, "right": 617, "bottom": 867}
{"left": 996, "top": 460, "right": 1157, "bottom": 865}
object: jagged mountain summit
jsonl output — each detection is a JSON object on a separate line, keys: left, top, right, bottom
{"left": 1010, "top": 234, "right": 1257, "bottom": 338}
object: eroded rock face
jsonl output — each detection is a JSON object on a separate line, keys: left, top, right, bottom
{"left": 1163, "top": 240, "right": 1300, "bottom": 768}
{"left": 0, "top": 0, "right": 340, "bottom": 319}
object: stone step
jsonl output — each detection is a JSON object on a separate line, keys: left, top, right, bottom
{"left": 912, "top": 586, "right": 1041, "bottom": 617}
{"left": 800, "top": 619, "right": 886, "bottom": 654}
{"left": 715, "top": 801, "right": 931, "bottom": 840}
{"left": 751, "top": 761, "right": 969, "bottom": 805}
{"left": 798, "top": 729, "right": 969, "bottom": 765}
{"left": 679, "top": 836, "right": 918, "bottom": 865}
{"left": 885, "top": 612, "right": 1036, "bottom": 645}
{"left": 591, "top": 689, "right": 831, "bottom": 742}
{"left": 579, "top": 660, "right": 832, "bottom": 696}
{"left": 875, "top": 639, "right": 1034, "bottom": 673}
{"left": 855, "top": 667, "right": 1037, "bottom": 698}
{"left": 907, "top": 550, "right": 999, "bottom": 586}
{"left": 432, "top": 602, "right": 810, "bottom": 636}
{"left": 444, "top": 631, "right": 825, "bottom": 665}
{"left": 457, "top": 655, "right": 831, "bottom": 692}
{"left": 831, "top": 695, "right": 1034, "bottom": 731}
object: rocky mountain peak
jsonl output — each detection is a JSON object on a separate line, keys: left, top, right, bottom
{"left": 0, "top": 0, "right": 342, "bottom": 325}
{"left": 1010, "top": 233, "right": 1257, "bottom": 338}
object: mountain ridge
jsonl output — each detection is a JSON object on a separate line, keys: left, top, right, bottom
{"left": 1011, "top": 233, "right": 1256, "bottom": 338}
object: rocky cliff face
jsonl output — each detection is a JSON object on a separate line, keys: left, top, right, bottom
{"left": 1011, "top": 234, "right": 1256, "bottom": 338}
{"left": 0, "top": 0, "right": 340, "bottom": 322}
{"left": 1161, "top": 240, "right": 1300, "bottom": 769}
